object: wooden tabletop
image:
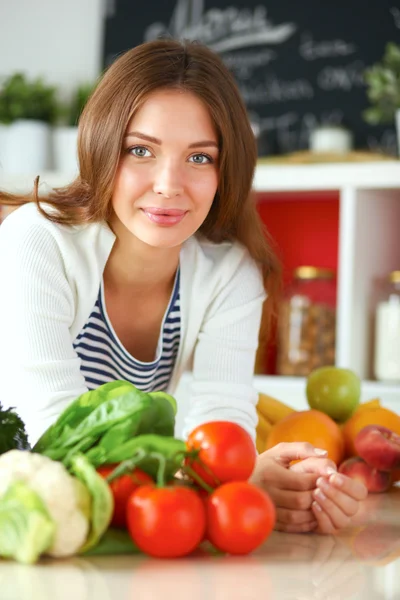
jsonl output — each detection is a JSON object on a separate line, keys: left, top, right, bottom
{"left": 2, "top": 486, "right": 400, "bottom": 600}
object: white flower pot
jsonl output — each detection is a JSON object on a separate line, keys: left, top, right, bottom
{"left": 3, "top": 119, "right": 51, "bottom": 174}
{"left": 53, "top": 126, "right": 79, "bottom": 175}
{"left": 0, "top": 123, "right": 10, "bottom": 170}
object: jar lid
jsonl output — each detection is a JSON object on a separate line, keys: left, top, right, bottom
{"left": 389, "top": 270, "right": 400, "bottom": 283}
{"left": 294, "top": 266, "right": 336, "bottom": 280}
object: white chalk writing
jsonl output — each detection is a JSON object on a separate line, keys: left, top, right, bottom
{"left": 144, "top": 0, "right": 296, "bottom": 51}
{"left": 317, "top": 61, "right": 366, "bottom": 91}
{"left": 258, "top": 110, "right": 344, "bottom": 152}
{"left": 299, "top": 33, "right": 356, "bottom": 61}
{"left": 391, "top": 7, "right": 400, "bottom": 28}
{"left": 240, "top": 77, "right": 314, "bottom": 105}
{"left": 222, "top": 50, "right": 277, "bottom": 79}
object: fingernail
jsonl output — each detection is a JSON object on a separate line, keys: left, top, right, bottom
{"left": 316, "top": 477, "right": 327, "bottom": 488}
{"left": 314, "top": 448, "right": 328, "bottom": 456}
{"left": 314, "top": 488, "right": 326, "bottom": 501}
{"left": 326, "top": 466, "right": 337, "bottom": 475}
{"left": 312, "top": 500, "right": 322, "bottom": 512}
{"left": 330, "top": 473, "right": 344, "bottom": 486}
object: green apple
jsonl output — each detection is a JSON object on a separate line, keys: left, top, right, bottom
{"left": 306, "top": 367, "right": 361, "bottom": 422}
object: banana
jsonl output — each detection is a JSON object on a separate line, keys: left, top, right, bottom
{"left": 255, "top": 431, "right": 266, "bottom": 454}
{"left": 255, "top": 410, "right": 273, "bottom": 454}
{"left": 357, "top": 398, "right": 381, "bottom": 412}
{"left": 256, "top": 409, "right": 273, "bottom": 439}
{"left": 257, "top": 392, "right": 296, "bottom": 425}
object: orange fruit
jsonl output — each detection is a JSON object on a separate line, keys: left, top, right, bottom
{"left": 265, "top": 409, "right": 345, "bottom": 466}
{"left": 342, "top": 407, "right": 400, "bottom": 458}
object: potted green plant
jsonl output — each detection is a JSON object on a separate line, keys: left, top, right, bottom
{"left": 0, "top": 73, "right": 57, "bottom": 174}
{"left": 53, "top": 82, "right": 95, "bottom": 174}
{"left": 0, "top": 80, "right": 12, "bottom": 169}
{"left": 363, "top": 42, "right": 400, "bottom": 155}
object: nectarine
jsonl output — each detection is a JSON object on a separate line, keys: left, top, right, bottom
{"left": 342, "top": 406, "right": 400, "bottom": 457}
{"left": 338, "top": 457, "right": 391, "bottom": 493}
{"left": 355, "top": 425, "right": 400, "bottom": 472}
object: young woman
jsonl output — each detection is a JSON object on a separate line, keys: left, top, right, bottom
{"left": 0, "top": 39, "right": 366, "bottom": 533}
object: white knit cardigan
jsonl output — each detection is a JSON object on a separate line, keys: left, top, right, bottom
{"left": 0, "top": 203, "right": 266, "bottom": 444}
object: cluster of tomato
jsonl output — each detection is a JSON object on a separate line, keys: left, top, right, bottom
{"left": 98, "top": 421, "right": 276, "bottom": 558}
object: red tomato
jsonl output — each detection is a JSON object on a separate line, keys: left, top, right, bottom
{"left": 186, "top": 421, "right": 257, "bottom": 487}
{"left": 127, "top": 485, "right": 206, "bottom": 558}
{"left": 97, "top": 464, "right": 153, "bottom": 528}
{"left": 206, "top": 481, "right": 276, "bottom": 555}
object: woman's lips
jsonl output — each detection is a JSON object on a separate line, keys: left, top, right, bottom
{"left": 141, "top": 207, "right": 187, "bottom": 226}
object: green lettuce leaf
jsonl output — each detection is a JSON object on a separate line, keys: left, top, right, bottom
{"left": 146, "top": 392, "right": 176, "bottom": 436}
{"left": 69, "top": 454, "right": 113, "bottom": 554}
{"left": 148, "top": 391, "right": 177, "bottom": 415}
{"left": 82, "top": 528, "right": 140, "bottom": 556}
{"left": 33, "top": 381, "right": 136, "bottom": 453}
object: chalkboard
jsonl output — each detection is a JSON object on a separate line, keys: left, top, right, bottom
{"left": 103, "top": 0, "right": 400, "bottom": 155}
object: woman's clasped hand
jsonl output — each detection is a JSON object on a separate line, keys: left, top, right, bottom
{"left": 251, "top": 442, "right": 368, "bottom": 534}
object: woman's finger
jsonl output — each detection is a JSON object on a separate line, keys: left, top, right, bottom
{"left": 328, "top": 472, "right": 368, "bottom": 501}
{"left": 290, "top": 457, "right": 337, "bottom": 477}
{"left": 271, "top": 468, "right": 319, "bottom": 492}
{"left": 252, "top": 454, "right": 319, "bottom": 491}
{"left": 311, "top": 501, "right": 336, "bottom": 534}
{"left": 276, "top": 506, "right": 316, "bottom": 525}
{"left": 312, "top": 487, "right": 352, "bottom": 530}
{"left": 309, "top": 472, "right": 367, "bottom": 532}
{"left": 264, "top": 442, "right": 328, "bottom": 467}
{"left": 275, "top": 519, "right": 318, "bottom": 534}
{"left": 316, "top": 476, "right": 360, "bottom": 517}
{"left": 270, "top": 487, "right": 315, "bottom": 510}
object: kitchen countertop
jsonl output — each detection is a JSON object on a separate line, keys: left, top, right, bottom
{"left": 2, "top": 487, "right": 400, "bottom": 600}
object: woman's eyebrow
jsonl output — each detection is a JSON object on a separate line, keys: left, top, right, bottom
{"left": 188, "top": 140, "right": 219, "bottom": 149}
{"left": 124, "top": 131, "right": 219, "bottom": 149}
{"left": 124, "top": 131, "right": 161, "bottom": 144}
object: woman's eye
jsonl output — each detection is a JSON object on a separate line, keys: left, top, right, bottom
{"left": 189, "top": 153, "right": 213, "bottom": 165}
{"left": 129, "top": 146, "right": 152, "bottom": 158}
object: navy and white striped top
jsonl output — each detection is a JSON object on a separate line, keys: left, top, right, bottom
{"left": 73, "top": 269, "right": 181, "bottom": 392}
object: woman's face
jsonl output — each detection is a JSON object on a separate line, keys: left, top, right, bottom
{"left": 111, "top": 88, "right": 220, "bottom": 249}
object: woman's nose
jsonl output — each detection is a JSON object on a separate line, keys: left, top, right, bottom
{"left": 153, "top": 160, "right": 184, "bottom": 198}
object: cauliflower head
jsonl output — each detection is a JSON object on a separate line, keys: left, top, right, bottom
{"left": 0, "top": 450, "right": 91, "bottom": 557}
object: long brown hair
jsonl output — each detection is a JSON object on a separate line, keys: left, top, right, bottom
{"left": 0, "top": 38, "right": 281, "bottom": 330}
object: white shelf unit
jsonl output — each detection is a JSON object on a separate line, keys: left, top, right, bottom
{"left": 253, "top": 161, "right": 400, "bottom": 191}
{"left": 1, "top": 162, "right": 400, "bottom": 409}
{"left": 252, "top": 160, "right": 400, "bottom": 408}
